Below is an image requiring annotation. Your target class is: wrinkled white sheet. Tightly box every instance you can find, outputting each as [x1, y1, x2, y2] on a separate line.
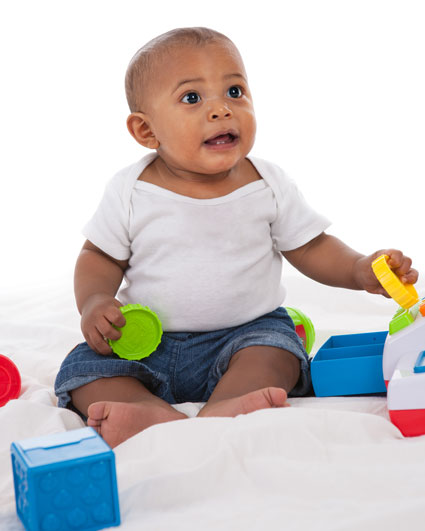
[2, 275, 425, 530]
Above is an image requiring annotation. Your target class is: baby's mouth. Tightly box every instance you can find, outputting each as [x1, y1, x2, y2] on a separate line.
[204, 132, 239, 146]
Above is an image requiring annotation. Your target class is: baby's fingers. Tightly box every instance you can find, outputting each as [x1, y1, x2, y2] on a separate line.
[384, 250, 418, 284]
[88, 328, 113, 355]
[97, 316, 122, 342]
[385, 249, 409, 270]
[105, 305, 126, 329]
[400, 268, 419, 284]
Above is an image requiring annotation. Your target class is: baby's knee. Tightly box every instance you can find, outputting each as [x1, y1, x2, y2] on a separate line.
[231, 345, 301, 373]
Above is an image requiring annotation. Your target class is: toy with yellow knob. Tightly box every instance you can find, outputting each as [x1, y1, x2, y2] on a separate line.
[371, 254, 419, 309]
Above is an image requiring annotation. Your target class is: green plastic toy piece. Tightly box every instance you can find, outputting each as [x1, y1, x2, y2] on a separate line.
[286, 307, 315, 355]
[108, 304, 163, 360]
[389, 304, 419, 335]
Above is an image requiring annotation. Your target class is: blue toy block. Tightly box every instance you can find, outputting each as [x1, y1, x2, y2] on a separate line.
[311, 331, 388, 396]
[10, 427, 120, 531]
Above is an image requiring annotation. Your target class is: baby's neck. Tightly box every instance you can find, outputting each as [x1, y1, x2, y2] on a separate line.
[138, 156, 261, 200]
[156, 156, 234, 184]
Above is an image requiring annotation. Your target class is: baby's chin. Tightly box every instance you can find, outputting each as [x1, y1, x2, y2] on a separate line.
[194, 157, 245, 176]
[158, 147, 249, 177]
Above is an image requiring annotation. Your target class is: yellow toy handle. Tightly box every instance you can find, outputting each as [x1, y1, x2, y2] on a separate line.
[371, 254, 419, 309]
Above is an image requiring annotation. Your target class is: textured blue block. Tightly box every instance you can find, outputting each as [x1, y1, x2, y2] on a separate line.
[311, 331, 388, 396]
[10, 427, 120, 531]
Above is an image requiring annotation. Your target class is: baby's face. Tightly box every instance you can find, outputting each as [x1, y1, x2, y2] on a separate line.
[144, 41, 256, 175]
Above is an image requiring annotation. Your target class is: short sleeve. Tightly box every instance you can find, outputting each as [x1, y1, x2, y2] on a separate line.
[271, 178, 331, 251]
[82, 175, 131, 260]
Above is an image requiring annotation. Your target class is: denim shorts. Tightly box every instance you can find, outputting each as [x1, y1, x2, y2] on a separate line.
[55, 307, 311, 415]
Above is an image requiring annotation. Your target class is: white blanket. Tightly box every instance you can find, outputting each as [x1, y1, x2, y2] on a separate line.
[2, 275, 425, 531]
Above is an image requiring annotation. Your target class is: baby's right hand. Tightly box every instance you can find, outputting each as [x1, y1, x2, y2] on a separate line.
[80, 294, 126, 355]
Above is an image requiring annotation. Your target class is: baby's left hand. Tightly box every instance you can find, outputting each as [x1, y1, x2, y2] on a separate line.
[355, 249, 419, 297]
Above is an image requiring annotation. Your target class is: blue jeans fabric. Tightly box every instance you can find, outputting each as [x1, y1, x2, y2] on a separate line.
[55, 307, 311, 412]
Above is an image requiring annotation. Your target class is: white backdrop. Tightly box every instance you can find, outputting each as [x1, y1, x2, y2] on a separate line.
[1, 0, 424, 291]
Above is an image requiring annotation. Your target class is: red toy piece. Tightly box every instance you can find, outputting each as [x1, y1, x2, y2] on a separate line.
[0, 354, 21, 406]
[295, 324, 307, 349]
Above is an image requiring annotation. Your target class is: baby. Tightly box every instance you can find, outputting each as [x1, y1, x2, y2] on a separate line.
[55, 27, 418, 448]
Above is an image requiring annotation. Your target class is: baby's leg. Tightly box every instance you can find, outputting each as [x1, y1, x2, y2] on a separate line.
[197, 346, 300, 418]
[71, 377, 187, 448]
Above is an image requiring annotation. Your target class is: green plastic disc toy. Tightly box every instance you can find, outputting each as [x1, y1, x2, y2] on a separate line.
[108, 304, 163, 360]
[286, 307, 315, 356]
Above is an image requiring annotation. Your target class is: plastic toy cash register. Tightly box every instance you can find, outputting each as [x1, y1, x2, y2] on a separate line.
[372, 254, 425, 436]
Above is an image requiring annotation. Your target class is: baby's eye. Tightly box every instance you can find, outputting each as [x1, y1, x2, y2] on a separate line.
[227, 86, 243, 98]
[181, 92, 201, 104]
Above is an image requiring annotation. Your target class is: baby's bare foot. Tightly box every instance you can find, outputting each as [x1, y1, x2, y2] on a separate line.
[87, 400, 188, 448]
[197, 387, 290, 418]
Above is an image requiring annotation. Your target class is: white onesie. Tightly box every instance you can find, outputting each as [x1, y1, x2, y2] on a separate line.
[83, 153, 330, 332]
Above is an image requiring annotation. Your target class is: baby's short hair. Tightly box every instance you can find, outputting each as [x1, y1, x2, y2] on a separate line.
[125, 27, 233, 113]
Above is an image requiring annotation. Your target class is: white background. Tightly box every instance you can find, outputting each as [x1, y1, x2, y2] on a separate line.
[1, 0, 424, 291]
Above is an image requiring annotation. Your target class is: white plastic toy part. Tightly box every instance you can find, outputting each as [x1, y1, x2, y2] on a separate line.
[386, 349, 425, 437]
[387, 351, 425, 411]
[383, 301, 425, 436]
[383, 310, 425, 382]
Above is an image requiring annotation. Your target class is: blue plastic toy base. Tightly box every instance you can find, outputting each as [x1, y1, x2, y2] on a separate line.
[311, 331, 388, 397]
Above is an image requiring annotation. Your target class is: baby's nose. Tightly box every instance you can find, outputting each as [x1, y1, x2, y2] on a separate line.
[207, 101, 233, 121]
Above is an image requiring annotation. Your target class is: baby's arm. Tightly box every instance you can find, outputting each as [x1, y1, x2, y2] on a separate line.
[75, 240, 128, 354]
[282, 232, 418, 296]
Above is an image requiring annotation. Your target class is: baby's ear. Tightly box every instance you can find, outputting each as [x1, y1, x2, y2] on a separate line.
[126, 113, 159, 149]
